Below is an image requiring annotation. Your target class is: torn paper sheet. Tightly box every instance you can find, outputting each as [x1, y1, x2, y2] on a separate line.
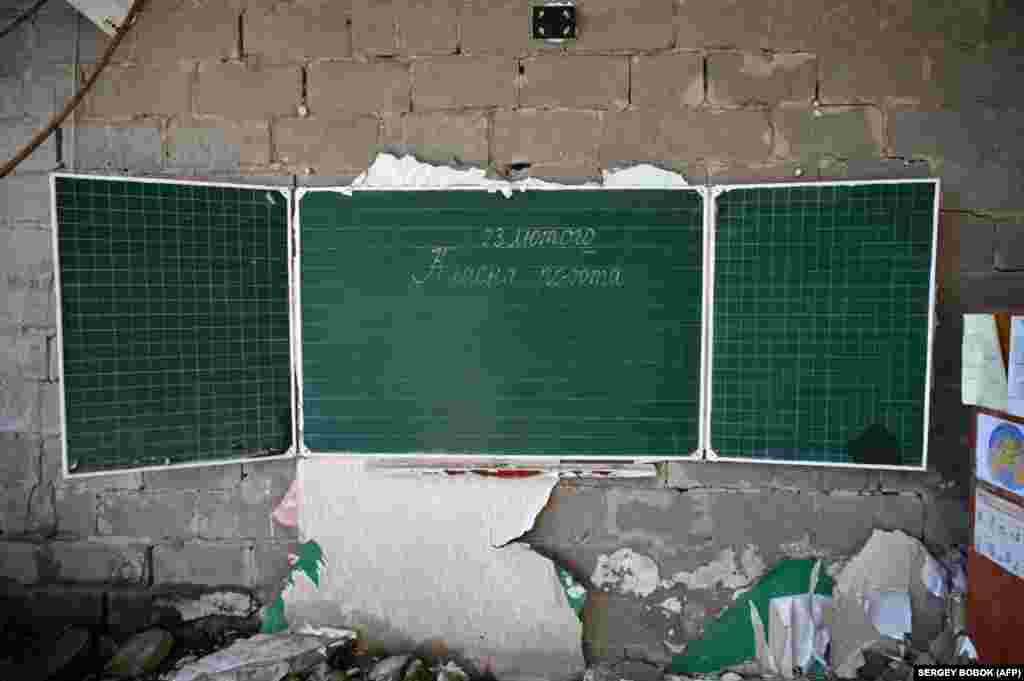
[832, 530, 943, 678]
[333, 154, 691, 199]
[1008, 316, 1024, 417]
[974, 486, 1024, 579]
[962, 314, 1008, 411]
[280, 457, 584, 681]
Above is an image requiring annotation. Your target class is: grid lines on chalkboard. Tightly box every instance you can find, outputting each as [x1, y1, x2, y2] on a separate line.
[55, 177, 292, 473]
[709, 182, 934, 466]
[300, 190, 705, 457]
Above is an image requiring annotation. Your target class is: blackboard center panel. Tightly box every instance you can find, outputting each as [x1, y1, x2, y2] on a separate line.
[300, 189, 705, 457]
[53, 175, 293, 474]
[708, 181, 937, 469]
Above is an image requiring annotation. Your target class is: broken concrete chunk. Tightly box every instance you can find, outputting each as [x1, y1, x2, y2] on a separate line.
[106, 628, 175, 678]
[369, 655, 411, 681]
[154, 589, 258, 622]
[167, 633, 326, 681]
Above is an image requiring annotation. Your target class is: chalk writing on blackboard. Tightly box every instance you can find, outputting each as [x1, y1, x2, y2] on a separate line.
[482, 227, 597, 249]
[410, 244, 623, 290]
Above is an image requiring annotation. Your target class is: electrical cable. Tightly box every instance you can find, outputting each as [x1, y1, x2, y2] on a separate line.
[0, 0, 146, 179]
[0, 0, 51, 41]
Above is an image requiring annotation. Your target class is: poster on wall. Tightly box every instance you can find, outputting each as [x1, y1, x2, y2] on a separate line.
[1007, 316, 1024, 418]
[974, 486, 1024, 580]
[976, 412, 1024, 499]
[962, 314, 1008, 411]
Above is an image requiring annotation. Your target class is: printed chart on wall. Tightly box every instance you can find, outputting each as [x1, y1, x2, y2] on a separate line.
[974, 486, 1024, 580]
[298, 189, 705, 457]
[708, 180, 939, 468]
[976, 412, 1024, 499]
[53, 176, 293, 474]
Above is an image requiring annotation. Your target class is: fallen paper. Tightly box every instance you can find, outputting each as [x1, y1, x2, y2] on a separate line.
[863, 590, 912, 640]
[1008, 316, 1024, 417]
[975, 412, 1024, 497]
[974, 486, 1024, 579]
[962, 314, 1008, 411]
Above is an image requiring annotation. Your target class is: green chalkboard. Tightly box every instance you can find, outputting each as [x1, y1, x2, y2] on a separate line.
[709, 181, 937, 468]
[300, 189, 704, 457]
[54, 176, 292, 473]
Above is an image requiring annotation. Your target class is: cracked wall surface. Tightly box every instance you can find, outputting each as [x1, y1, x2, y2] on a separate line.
[2, 0, 1023, 676]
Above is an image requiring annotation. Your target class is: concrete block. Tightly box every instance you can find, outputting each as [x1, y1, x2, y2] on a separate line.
[119, 0, 239, 63]
[143, 464, 241, 491]
[351, 0, 398, 55]
[96, 490, 198, 541]
[49, 540, 147, 583]
[995, 223, 1024, 271]
[64, 470, 143, 492]
[390, 111, 489, 165]
[773, 104, 884, 162]
[519, 56, 628, 109]
[83, 63, 193, 119]
[308, 61, 411, 115]
[412, 57, 515, 110]
[106, 586, 158, 638]
[493, 109, 601, 168]
[22, 63, 78, 119]
[811, 493, 883, 555]
[675, 0, 821, 50]
[874, 493, 925, 537]
[582, 591, 669, 665]
[959, 219, 996, 272]
[0, 375, 40, 434]
[929, 47, 1024, 110]
[39, 381, 59, 436]
[55, 487, 97, 537]
[274, 115, 379, 174]
[197, 62, 301, 120]
[399, 0, 458, 55]
[0, 75, 25, 117]
[251, 540, 297, 597]
[816, 157, 933, 182]
[71, 123, 162, 173]
[245, 0, 352, 62]
[24, 583, 105, 633]
[0, 118, 57, 172]
[153, 541, 254, 587]
[630, 53, 703, 109]
[0, 432, 43, 485]
[961, 271, 1024, 318]
[668, 460, 822, 491]
[0, 540, 39, 583]
[707, 490, 816, 563]
[600, 108, 772, 166]
[572, 0, 674, 51]
[819, 50, 929, 104]
[165, 119, 271, 173]
[0, 325, 48, 380]
[923, 495, 970, 548]
[193, 488, 273, 540]
[0, 172, 50, 229]
[888, 105, 1024, 208]
[707, 52, 815, 106]
[459, 0, 530, 55]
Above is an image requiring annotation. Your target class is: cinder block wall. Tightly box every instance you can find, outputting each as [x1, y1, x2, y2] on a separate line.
[2, 0, 1023, 663]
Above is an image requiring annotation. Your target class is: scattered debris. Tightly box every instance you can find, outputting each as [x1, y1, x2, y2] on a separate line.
[369, 655, 411, 681]
[106, 628, 176, 678]
[155, 589, 258, 622]
[165, 633, 326, 681]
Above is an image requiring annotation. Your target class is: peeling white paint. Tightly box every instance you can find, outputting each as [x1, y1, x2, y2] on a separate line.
[282, 458, 583, 680]
[780, 533, 820, 559]
[659, 596, 683, 615]
[663, 545, 765, 591]
[591, 548, 661, 597]
[328, 154, 691, 199]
